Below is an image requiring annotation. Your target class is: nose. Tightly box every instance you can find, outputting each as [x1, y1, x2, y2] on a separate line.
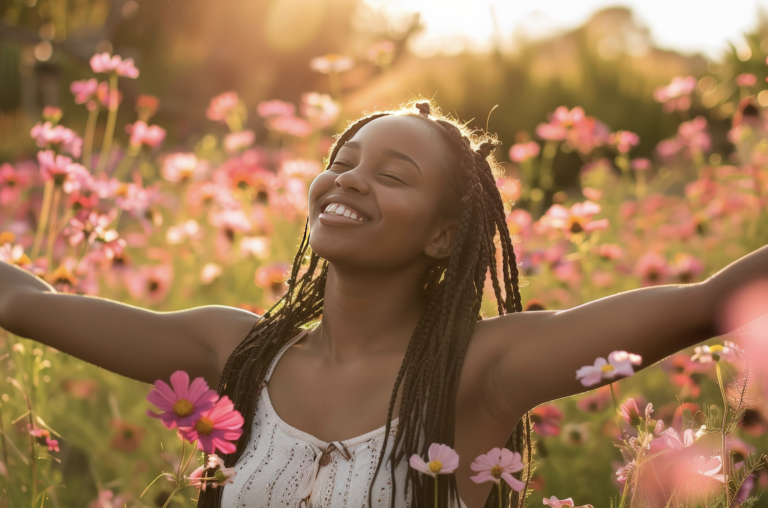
[334, 167, 370, 194]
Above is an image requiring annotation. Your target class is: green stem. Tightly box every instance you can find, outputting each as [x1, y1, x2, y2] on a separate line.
[434, 475, 438, 508]
[45, 186, 62, 272]
[498, 481, 502, 508]
[715, 362, 730, 506]
[610, 384, 624, 443]
[82, 105, 99, 170]
[31, 180, 54, 260]
[538, 141, 558, 192]
[96, 74, 119, 175]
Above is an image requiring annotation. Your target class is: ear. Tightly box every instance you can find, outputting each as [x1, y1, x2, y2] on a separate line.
[424, 221, 458, 260]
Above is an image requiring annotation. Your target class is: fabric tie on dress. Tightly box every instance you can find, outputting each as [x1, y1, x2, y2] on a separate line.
[298, 441, 352, 507]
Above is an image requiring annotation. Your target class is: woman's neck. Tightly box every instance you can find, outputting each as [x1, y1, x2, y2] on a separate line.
[311, 263, 426, 361]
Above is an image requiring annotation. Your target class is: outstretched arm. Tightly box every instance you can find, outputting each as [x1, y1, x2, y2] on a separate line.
[480, 243, 768, 416]
[0, 260, 259, 387]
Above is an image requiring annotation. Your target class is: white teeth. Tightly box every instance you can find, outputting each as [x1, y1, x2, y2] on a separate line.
[358, 217, 364, 222]
[326, 203, 338, 213]
[350, 212, 358, 220]
[343, 210, 352, 217]
[335, 205, 346, 214]
[323, 202, 367, 221]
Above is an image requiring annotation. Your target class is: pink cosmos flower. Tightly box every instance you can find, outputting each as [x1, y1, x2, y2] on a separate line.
[596, 243, 623, 260]
[95, 81, 123, 110]
[70, 78, 98, 104]
[257, 100, 296, 118]
[530, 404, 563, 436]
[670, 253, 705, 283]
[37, 150, 79, 186]
[206, 91, 240, 122]
[608, 130, 639, 153]
[0, 241, 33, 269]
[736, 73, 757, 87]
[537, 201, 608, 237]
[254, 261, 291, 302]
[309, 53, 354, 74]
[146, 371, 218, 430]
[89, 52, 139, 78]
[630, 158, 651, 171]
[162, 153, 208, 183]
[301, 92, 339, 128]
[469, 447, 525, 491]
[126, 120, 166, 149]
[693, 455, 725, 483]
[224, 130, 256, 153]
[536, 106, 585, 141]
[619, 398, 642, 426]
[635, 251, 669, 286]
[576, 351, 642, 387]
[124, 262, 173, 303]
[653, 76, 695, 112]
[576, 385, 612, 413]
[691, 341, 737, 363]
[0, 162, 31, 205]
[509, 141, 540, 163]
[178, 395, 244, 455]
[30, 121, 83, 157]
[659, 427, 696, 450]
[65, 210, 114, 246]
[542, 496, 593, 508]
[266, 116, 313, 137]
[409, 443, 460, 477]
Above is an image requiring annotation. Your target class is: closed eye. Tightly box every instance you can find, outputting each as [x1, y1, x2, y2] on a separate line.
[382, 174, 405, 184]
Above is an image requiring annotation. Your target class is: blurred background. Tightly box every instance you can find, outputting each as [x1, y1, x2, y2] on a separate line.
[2, 1, 768, 507]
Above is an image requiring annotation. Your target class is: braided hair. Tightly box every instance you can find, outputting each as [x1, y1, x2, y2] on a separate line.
[197, 100, 532, 508]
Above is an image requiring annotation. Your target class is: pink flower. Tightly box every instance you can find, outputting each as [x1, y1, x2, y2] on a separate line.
[596, 243, 623, 260]
[496, 178, 521, 204]
[206, 91, 240, 122]
[693, 455, 725, 483]
[178, 395, 244, 455]
[536, 106, 585, 141]
[0, 241, 33, 269]
[126, 121, 166, 149]
[670, 253, 704, 283]
[301, 92, 339, 128]
[37, 150, 79, 186]
[254, 261, 290, 302]
[576, 385, 612, 413]
[30, 122, 83, 157]
[70, 78, 99, 104]
[162, 153, 208, 183]
[658, 427, 696, 449]
[43, 106, 62, 122]
[89, 52, 139, 78]
[630, 158, 651, 171]
[543, 496, 593, 508]
[200, 263, 223, 284]
[537, 201, 608, 237]
[256, 100, 296, 118]
[189, 453, 237, 491]
[309, 53, 354, 74]
[619, 398, 642, 426]
[266, 116, 313, 137]
[576, 351, 642, 387]
[653, 76, 695, 112]
[223, 130, 256, 154]
[96, 81, 122, 109]
[509, 141, 540, 162]
[279, 159, 322, 180]
[409, 443, 460, 477]
[146, 371, 218, 430]
[635, 252, 669, 286]
[136, 94, 160, 120]
[691, 341, 737, 363]
[530, 404, 563, 436]
[27, 424, 59, 452]
[87, 490, 131, 508]
[469, 447, 525, 491]
[736, 73, 757, 87]
[609, 130, 639, 153]
[615, 461, 635, 483]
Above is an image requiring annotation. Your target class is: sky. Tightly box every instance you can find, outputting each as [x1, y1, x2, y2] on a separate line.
[361, 0, 768, 58]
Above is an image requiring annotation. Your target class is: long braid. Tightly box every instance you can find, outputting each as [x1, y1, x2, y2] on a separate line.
[198, 100, 531, 508]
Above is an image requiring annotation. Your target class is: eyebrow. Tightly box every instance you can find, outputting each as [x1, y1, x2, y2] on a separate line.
[341, 141, 422, 175]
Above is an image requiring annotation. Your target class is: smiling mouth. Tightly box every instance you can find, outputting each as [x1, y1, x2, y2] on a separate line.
[323, 203, 368, 222]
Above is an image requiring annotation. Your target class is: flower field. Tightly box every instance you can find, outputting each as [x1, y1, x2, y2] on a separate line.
[1, 39, 768, 508]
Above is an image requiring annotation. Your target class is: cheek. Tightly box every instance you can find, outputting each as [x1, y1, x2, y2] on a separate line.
[308, 173, 334, 212]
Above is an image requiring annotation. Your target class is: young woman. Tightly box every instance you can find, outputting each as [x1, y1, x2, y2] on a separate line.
[0, 102, 766, 508]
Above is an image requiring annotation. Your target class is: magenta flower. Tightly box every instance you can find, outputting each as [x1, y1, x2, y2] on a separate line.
[256, 100, 296, 118]
[70, 79, 99, 104]
[543, 496, 593, 508]
[469, 447, 525, 491]
[206, 91, 240, 122]
[608, 130, 639, 153]
[146, 371, 218, 430]
[575, 351, 642, 387]
[178, 395, 244, 455]
[126, 120, 166, 149]
[530, 404, 563, 436]
[409, 443, 460, 477]
[619, 398, 642, 426]
[509, 141, 540, 162]
[89, 52, 139, 78]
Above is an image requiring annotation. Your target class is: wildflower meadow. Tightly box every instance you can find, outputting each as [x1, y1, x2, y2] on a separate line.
[2, 14, 768, 508]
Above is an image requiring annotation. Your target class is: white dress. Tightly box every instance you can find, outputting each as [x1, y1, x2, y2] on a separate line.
[220, 329, 469, 508]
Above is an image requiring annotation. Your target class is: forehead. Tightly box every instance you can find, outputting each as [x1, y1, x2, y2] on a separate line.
[345, 115, 450, 161]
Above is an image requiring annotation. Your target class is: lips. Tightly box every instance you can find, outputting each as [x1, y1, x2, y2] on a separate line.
[322, 202, 368, 222]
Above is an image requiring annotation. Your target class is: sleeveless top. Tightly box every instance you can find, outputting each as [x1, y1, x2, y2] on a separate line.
[220, 329, 469, 508]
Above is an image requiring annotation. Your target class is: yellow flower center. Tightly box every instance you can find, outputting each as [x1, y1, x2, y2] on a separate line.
[601, 364, 615, 373]
[173, 399, 194, 417]
[490, 465, 503, 479]
[709, 345, 724, 353]
[428, 460, 443, 473]
[195, 417, 214, 435]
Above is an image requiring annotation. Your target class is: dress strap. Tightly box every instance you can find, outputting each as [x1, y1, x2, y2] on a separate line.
[264, 328, 311, 382]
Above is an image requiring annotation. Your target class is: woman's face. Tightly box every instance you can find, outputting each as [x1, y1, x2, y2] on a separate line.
[308, 115, 458, 270]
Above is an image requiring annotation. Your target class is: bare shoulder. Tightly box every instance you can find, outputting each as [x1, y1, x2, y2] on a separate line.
[174, 305, 261, 387]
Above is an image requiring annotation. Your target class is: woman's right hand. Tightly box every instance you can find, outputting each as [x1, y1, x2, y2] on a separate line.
[0, 260, 260, 387]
